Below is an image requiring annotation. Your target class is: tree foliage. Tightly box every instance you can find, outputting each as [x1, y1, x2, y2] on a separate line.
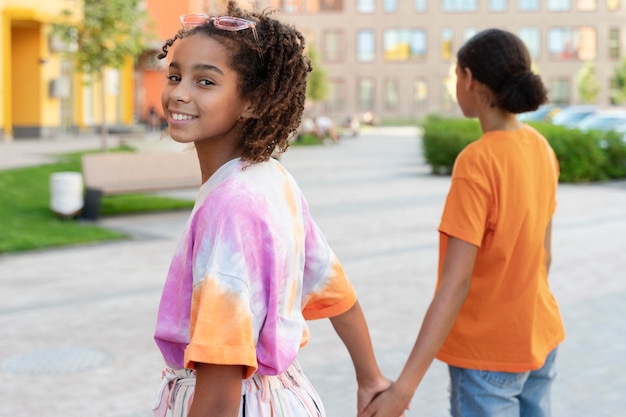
[611, 57, 626, 105]
[576, 60, 601, 104]
[53, 0, 150, 75]
[306, 45, 329, 103]
[53, 0, 151, 151]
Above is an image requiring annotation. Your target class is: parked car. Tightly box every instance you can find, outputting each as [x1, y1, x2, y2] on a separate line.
[518, 103, 560, 122]
[576, 108, 626, 133]
[551, 105, 600, 129]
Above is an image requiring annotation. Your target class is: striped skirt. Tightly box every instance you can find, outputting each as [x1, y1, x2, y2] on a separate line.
[153, 360, 325, 417]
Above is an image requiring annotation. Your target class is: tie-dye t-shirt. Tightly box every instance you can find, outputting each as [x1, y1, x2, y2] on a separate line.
[154, 157, 356, 378]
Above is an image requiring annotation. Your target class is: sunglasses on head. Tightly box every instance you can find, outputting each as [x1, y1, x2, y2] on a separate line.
[180, 14, 256, 32]
[180, 14, 262, 62]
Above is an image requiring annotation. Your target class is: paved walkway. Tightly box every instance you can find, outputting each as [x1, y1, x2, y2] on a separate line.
[1, 128, 625, 417]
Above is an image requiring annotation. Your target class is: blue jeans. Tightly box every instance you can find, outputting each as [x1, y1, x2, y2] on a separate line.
[448, 348, 558, 417]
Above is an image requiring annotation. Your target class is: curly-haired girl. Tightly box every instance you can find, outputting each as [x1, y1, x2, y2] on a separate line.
[151, 2, 390, 416]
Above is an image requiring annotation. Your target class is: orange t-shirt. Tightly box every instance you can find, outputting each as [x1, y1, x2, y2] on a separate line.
[436, 125, 565, 372]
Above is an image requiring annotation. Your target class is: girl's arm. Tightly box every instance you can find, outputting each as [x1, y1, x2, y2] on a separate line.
[359, 236, 477, 417]
[187, 363, 243, 417]
[329, 300, 392, 413]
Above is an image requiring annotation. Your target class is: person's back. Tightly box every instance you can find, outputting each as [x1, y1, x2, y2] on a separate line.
[360, 28, 564, 417]
[437, 125, 563, 371]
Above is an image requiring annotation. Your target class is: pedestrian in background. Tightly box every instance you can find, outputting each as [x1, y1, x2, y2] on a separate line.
[360, 28, 565, 417]
[151, 2, 390, 417]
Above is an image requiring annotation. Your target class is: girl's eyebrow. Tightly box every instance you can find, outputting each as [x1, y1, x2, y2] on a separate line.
[168, 61, 224, 76]
[193, 64, 224, 75]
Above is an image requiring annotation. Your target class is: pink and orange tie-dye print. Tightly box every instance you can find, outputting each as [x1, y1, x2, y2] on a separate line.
[154, 157, 356, 378]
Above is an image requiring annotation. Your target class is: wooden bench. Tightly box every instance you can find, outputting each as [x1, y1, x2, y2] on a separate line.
[81, 151, 201, 220]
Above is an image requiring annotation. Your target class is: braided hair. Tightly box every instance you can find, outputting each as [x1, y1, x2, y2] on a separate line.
[158, 1, 312, 163]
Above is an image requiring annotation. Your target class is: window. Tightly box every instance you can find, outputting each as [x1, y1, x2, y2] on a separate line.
[270, 1, 345, 13]
[548, 27, 596, 61]
[442, 28, 454, 61]
[357, 29, 376, 62]
[357, 0, 375, 13]
[490, 0, 508, 11]
[607, 0, 621, 10]
[325, 79, 345, 112]
[415, 0, 427, 11]
[323, 31, 343, 62]
[609, 27, 620, 59]
[384, 0, 398, 12]
[384, 79, 399, 110]
[577, 0, 597, 10]
[518, 0, 539, 10]
[271, 0, 302, 13]
[547, 27, 596, 60]
[413, 79, 428, 111]
[442, 77, 455, 111]
[383, 29, 427, 61]
[549, 79, 570, 104]
[358, 78, 375, 110]
[442, 0, 478, 11]
[548, 0, 570, 10]
[464, 28, 477, 41]
[519, 27, 541, 59]
[320, 0, 344, 11]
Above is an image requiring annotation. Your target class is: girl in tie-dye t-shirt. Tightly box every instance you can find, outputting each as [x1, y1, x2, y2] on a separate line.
[152, 2, 389, 416]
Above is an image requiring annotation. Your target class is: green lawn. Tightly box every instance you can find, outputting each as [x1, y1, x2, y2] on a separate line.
[0, 136, 327, 254]
[0, 149, 195, 254]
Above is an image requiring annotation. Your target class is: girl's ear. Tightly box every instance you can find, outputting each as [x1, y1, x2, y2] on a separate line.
[462, 67, 475, 91]
[239, 107, 256, 120]
[241, 99, 259, 119]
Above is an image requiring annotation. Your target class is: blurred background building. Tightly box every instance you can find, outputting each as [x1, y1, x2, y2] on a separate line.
[261, 0, 626, 122]
[1, 0, 136, 140]
[1, 0, 625, 139]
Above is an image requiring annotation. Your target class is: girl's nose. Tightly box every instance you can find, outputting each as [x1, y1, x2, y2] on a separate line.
[170, 82, 191, 102]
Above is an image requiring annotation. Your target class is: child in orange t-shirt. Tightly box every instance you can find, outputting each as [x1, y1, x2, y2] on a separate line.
[360, 29, 564, 417]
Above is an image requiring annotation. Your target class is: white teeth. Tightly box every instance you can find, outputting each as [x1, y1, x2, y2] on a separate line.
[172, 113, 195, 121]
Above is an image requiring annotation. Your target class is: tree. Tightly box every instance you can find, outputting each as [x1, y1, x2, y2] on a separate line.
[576, 60, 601, 104]
[610, 57, 626, 105]
[306, 45, 329, 111]
[53, 0, 150, 151]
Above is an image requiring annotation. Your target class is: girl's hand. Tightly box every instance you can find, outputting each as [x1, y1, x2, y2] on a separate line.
[358, 381, 412, 417]
[357, 376, 392, 414]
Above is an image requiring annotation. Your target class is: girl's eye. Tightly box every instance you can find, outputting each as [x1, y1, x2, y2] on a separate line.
[167, 74, 181, 82]
[198, 79, 215, 87]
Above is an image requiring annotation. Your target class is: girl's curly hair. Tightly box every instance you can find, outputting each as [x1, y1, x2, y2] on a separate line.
[158, 1, 312, 164]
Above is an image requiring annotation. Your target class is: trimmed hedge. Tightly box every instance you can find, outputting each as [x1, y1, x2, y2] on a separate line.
[419, 115, 626, 183]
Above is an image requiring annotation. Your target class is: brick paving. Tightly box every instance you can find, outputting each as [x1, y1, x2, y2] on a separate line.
[1, 127, 625, 416]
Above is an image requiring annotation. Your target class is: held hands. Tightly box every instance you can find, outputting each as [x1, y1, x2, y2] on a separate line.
[357, 375, 393, 414]
[358, 380, 412, 417]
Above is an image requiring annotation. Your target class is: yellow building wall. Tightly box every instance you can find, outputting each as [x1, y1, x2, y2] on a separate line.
[11, 26, 39, 125]
[1, 0, 136, 139]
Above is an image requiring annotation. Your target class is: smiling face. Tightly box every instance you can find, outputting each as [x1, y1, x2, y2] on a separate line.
[161, 34, 252, 147]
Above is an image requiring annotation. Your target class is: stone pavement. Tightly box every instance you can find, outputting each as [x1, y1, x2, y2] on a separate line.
[1, 127, 625, 417]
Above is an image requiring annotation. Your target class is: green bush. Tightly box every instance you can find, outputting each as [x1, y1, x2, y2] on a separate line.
[599, 131, 626, 179]
[420, 115, 481, 174]
[529, 122, 607, 182]
[420, 115, 626, 183]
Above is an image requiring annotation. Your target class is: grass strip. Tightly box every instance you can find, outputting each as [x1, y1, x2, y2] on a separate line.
[0, 149, 194, 253]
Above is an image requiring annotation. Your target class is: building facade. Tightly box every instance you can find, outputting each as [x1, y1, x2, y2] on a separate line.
[10, 0, 621, 140]
[253, 0, 626, 123]
[1, 0, 136, 140]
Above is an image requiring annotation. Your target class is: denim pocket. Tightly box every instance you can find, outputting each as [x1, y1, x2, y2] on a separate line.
[479, 369, 529, 389]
